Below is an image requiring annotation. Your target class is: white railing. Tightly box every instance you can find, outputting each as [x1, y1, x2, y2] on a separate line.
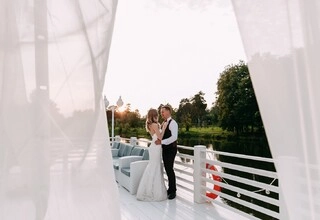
[113, 137, 280, 220]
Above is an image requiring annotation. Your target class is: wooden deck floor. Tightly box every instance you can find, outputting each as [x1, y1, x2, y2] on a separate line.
[118, 184, 250, 220]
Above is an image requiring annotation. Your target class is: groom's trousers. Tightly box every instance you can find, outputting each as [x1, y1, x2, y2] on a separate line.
[162, 143, 177, 194]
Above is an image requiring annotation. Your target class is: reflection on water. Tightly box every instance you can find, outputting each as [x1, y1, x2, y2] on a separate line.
[176, 136, 270, 157]
[138, 136, 270, 158]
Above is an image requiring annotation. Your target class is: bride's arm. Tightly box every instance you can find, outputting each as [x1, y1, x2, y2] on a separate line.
[150, 123, 162, 140]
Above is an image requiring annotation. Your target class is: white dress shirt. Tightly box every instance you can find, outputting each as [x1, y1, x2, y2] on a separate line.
[162, 117, 178, 145]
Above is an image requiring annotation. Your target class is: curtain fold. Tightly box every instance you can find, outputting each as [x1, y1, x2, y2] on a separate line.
[231, 1, 320, 219]
[0, 0, 120, 219]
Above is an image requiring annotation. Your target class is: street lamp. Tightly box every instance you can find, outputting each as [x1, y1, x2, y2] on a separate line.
[104, 95, 124, 145]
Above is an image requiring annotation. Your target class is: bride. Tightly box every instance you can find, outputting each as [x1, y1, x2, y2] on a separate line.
[136, 108, 167, 201]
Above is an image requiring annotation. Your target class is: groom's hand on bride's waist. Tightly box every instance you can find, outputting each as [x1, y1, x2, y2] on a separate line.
[155, 139, 161, 145]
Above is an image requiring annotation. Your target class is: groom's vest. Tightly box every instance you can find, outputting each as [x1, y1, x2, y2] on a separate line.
[162, 119, 177, 148]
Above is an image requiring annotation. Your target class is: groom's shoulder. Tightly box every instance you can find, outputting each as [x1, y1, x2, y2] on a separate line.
[171, 118, 178, 125]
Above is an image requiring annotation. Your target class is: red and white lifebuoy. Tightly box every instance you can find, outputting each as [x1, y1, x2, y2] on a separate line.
[206, 163, 222, 199]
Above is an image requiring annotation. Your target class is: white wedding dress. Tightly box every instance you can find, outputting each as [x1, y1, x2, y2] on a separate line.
[136, 133, 167, 201]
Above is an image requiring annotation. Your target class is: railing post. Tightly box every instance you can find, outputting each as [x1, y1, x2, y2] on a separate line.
[130, 137, 137, 146]
[115, 135, 121, 142]
[193, 145, 206, 203]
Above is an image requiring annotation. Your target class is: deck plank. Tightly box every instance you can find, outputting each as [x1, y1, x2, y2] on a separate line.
[118, 184, 250, 220]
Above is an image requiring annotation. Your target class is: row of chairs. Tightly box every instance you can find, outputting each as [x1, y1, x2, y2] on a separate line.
[111, 141, 149, 194]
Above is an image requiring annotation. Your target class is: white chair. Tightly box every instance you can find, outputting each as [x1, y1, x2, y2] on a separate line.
[112, 143, 134, 181]
[118, 149, 149, 194]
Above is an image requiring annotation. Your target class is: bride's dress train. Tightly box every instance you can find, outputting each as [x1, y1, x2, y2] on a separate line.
[136, 134, 167, 201]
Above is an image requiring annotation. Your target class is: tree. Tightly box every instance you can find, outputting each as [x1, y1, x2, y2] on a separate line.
[176, 92, 208, 129]
[215, 61, 263, 134]
[190, 91, 207, 127]
[119, 104, 141, 128]
[207, 105, 219, 126]
[176, 98, 193, 131]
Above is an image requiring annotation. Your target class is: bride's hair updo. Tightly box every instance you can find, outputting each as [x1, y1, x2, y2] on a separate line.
[146, 108, 159, 132]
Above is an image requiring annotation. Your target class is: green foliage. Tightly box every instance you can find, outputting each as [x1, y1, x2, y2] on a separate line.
[176, 91, 207, 129]
[121, 105, 141, 128]
[176, 98, 193, 131]
[181, 113, 192, 131]
[107, 103, 144, 137]
[207, 106, 219, 126]
[190, 91, 207, 126]
[215, 61, 263, 134]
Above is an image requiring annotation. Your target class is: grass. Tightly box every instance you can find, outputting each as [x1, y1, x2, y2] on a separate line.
[114, 126, 230, 139]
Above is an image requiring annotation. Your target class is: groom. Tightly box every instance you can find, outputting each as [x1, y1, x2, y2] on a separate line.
[155, 105, 178, 200]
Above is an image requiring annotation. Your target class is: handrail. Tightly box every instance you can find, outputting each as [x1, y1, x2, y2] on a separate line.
[205, 159, 278, 178]
[205, 149, 275, 163]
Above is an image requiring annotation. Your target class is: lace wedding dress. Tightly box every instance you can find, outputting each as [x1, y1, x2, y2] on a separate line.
[136, 133, 167, 201]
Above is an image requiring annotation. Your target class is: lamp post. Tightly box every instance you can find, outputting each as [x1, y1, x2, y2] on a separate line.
[104, 95, 124, 145]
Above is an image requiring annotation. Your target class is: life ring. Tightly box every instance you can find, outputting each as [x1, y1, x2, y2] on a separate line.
[206, 163, 222, 199]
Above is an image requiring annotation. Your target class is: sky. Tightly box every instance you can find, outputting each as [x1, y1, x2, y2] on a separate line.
[103, 0, 246, 116]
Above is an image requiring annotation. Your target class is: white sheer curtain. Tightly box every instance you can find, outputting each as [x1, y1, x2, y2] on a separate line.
[231, 1, 320, 219]
[0, 0, 120, 219]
